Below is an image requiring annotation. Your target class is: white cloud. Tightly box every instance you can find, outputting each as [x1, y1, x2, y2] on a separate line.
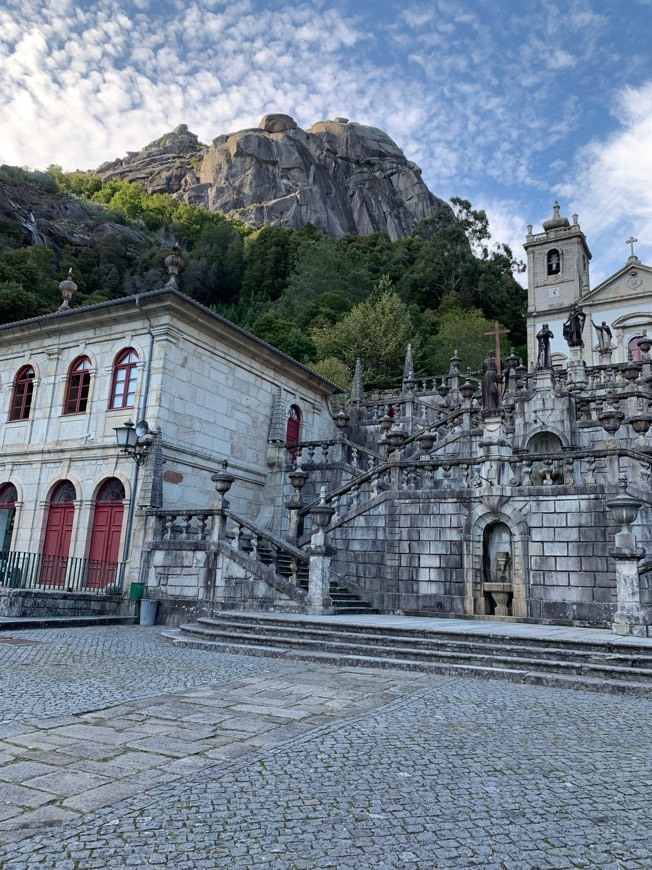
[559, 80, 652, 283]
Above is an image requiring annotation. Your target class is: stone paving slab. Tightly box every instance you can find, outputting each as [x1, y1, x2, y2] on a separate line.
[0, 625, 648, 867]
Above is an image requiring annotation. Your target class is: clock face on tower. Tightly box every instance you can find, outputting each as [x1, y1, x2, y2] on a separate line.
[548, 287, 560, 298]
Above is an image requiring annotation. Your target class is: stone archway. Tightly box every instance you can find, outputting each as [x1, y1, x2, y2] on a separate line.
[463, 504, 529, 619]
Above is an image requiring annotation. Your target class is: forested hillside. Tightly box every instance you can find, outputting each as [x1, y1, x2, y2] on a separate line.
[0, 165, 526, 388]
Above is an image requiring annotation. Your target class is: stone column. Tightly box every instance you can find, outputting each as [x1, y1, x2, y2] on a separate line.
[610, 546, 651, 637]
[306, 487, 335, 614]
[567, 345, 588, 386]
[607, 478, 651, 636]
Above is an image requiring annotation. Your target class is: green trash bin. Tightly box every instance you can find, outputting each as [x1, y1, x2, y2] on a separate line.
[129, 582, 145, 619]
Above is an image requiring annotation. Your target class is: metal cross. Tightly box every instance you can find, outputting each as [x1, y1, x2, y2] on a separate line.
[626, 236, 638, 258]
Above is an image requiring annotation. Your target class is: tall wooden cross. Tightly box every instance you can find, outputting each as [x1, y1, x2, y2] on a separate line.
[483, 320, 510, 374]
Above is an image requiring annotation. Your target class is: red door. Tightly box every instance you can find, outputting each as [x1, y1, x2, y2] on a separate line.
[42, 482, 76, 587]
[87, 479, 125, 588]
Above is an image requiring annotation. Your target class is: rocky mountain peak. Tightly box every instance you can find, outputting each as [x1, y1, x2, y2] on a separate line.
[95, 115, 447, 240]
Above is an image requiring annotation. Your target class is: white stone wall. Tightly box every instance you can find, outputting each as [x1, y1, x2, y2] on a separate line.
[0, 292, 338, 588]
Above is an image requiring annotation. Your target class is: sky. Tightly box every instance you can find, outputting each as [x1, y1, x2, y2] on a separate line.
[1, 0, 651, 286]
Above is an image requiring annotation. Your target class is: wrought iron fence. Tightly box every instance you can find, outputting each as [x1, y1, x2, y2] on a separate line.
[0, 551, 121, 594]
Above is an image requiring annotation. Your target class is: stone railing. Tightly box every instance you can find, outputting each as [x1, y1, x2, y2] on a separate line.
[144, 508, 309, 584]
[222, 509, 309, 585]
[285, 438, 383, 473]
[296, 446, 652, 534]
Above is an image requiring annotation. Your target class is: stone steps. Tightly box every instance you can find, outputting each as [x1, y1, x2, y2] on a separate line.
[163, 613, 652, 697]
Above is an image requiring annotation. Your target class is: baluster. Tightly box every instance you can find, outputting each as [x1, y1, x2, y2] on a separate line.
[370, 474, 379, 499]
[349, 485, 360, 509]
[307, 445, 316, 464]
[461, 463, 470, 488]
[442, 465, 452, 488]
[563, 457, 574, 486]
[641, 462, 651, 488]
[585, 455, 596, 485]
[196, 515, 207, 540]
[368, 454, 377, 471]
[351, 447, 359, 469]
[406, 468, 416, 491]
[180, 515, 191, 539]
[522, 460, 533, 487]
[424, 466, 435, 489]
[231, 521, 242, 550]
[250, 532, 259, 560]
[332, 495, 340, 520]
[321, 443, 330, 462]
[268, 544, 278, 573]
[289, 559, 299, 584]
[164, 514, 175, 540]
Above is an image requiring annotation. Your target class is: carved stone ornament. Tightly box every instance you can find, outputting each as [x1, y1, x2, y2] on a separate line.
[627, 269, 642, 291]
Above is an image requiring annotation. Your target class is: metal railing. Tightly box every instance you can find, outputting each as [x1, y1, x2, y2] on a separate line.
[0, 551, 121, 593]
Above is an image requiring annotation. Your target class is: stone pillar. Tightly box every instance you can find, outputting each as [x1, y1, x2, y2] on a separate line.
[610, 546, 651, 637]
[567, 345, 588, 386]
[306, 487, 335, 614]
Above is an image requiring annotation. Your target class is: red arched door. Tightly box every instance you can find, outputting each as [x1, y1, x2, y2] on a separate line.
[286, 405, 301, 462]
[42, 481, 76, 586]
[87, 479, 125, 588]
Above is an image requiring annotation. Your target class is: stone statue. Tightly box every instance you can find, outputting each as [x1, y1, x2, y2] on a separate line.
[592, 319, 612, 352]
[481, 352, 502, 411]
[536, 324, 553, 370]
[562, 304, 586, 348]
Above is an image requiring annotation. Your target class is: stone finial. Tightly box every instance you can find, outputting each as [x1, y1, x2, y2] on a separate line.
[403, 343, 414, 381]
[449, 350, 461, 376]
[350, 358, 364, 404]
[164, 245, 184, 289]
[58, 268, 77, 311]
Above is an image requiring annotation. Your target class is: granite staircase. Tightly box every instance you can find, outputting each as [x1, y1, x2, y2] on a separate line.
[164, 612, 652, 697]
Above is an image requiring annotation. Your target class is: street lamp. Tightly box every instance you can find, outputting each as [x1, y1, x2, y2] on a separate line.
[114, 419, 150, 465]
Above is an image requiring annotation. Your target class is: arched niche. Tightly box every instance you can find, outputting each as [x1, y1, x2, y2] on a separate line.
[482, 522, 513, 616]
[527, 431, 564, 485]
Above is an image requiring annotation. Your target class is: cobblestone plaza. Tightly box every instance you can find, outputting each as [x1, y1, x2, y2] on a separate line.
[0, 626, 649, 868]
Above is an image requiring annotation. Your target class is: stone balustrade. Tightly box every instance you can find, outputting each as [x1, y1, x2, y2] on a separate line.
[285, 438, 383, 473]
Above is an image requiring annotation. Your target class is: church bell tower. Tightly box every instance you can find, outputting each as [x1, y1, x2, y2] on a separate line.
[524, 202, 592, 360]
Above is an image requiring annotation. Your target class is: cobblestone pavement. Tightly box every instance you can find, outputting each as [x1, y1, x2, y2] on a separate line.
[0, 626, 649, 868]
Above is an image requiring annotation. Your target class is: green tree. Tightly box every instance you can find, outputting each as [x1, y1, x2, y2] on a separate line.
[423, 294, 510, 375]
[312, 290, 416, 389]
[276, 236, 373, 326]
[251, 313, 316, 361]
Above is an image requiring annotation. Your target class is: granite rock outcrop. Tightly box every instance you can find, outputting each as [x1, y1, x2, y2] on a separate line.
[96, 117, 446, 240]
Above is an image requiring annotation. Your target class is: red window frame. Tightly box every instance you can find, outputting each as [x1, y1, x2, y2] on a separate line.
[109, 348, 139, 410]
[64, 356, 92, 415]
[9, 366, 35, 421]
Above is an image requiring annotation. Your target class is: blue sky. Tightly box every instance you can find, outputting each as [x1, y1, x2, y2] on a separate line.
[1, 0, 651, 285]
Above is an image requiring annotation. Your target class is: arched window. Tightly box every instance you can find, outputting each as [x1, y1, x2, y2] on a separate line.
[64, 356, 92, 415]
[9, 366, 35, 421]
[628, 336, 644, 362]
[547, 249, 561, 276]
[110, 348, 139, 409]
[0, 483, 17, 552]
[286, 405, 301, 444]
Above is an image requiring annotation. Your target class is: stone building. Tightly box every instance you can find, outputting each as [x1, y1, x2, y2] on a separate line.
[525, 203, 652, 367]
[1, 208, 651, 636]
[0, 273, 339, 618]
[142, 208, 652, 636]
